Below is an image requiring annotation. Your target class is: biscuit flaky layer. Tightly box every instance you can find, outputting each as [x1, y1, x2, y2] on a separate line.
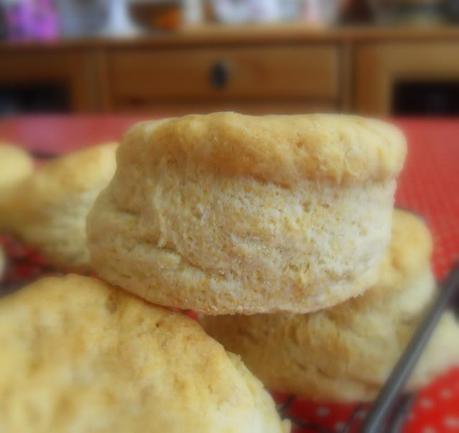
[89, 113, 402, 314]
[124, 112, 406, 186]
[0, 275, 288, 433]
[0, 143, 118, 270]
[201, 210, 459, 402]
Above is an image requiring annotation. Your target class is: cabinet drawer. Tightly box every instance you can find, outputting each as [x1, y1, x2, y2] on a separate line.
[108, 45, 339, 105]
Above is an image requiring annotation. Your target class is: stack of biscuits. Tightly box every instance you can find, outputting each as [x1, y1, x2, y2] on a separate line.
[1, 113, 458, 433]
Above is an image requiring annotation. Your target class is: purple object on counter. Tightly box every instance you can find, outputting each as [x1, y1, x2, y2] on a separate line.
[4, 0, 58, 41]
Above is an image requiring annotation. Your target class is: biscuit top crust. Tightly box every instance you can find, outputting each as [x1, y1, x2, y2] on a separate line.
[33, 142, 118, 195]
[3, 142, 117, 212]
[0, 274, 288, 433]
[121, 112, 407, 186]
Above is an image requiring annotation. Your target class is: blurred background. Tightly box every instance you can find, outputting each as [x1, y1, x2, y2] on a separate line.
[1, 0, 459, 117]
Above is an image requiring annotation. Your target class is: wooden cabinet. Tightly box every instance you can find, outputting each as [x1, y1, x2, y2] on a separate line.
[0, 49, 101, 112]
[107, 45, 340, 113]
[354, 41, 459, 115]
[2, 26, 459, 116]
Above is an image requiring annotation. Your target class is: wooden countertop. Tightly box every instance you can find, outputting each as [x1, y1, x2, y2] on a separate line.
[2, 24, 459, 50]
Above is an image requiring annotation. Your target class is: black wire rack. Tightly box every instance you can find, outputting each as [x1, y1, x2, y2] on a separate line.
[276, 265, 459, 433]
[275, 393, 417, 433]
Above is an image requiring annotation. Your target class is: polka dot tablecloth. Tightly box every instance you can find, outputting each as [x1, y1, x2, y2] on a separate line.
[1, 116, 459, 433]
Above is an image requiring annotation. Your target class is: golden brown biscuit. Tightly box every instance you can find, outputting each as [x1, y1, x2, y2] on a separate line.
[0, 143, 117, 271]
[0, 246, 5, 281]
[202, 210, 459, 402]
[0, 143, 33, 209]
[0, 143, 33, 190]
[88, 113, 406, 314]
[0, 274, 289, 433]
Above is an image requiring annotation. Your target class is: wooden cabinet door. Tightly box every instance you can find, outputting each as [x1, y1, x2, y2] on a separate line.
[0, 49, 101, 112]
[355, 42, 459, 115]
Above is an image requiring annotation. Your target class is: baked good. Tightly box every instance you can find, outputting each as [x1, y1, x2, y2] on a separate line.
[88, 112, 406, 314]
[0, 143, 33, 210]
[0, 274, 289, 433]
[0, 143, 33, 191]
[0, 143, 117, 271]
[201, 210, 459, 402]
[0, 246, 5, 281]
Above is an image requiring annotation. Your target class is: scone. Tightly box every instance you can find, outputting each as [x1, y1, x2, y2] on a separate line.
[202, 210, 459, 402]
[88, 112, 406, 314]
[0, 246, 5, 281]
[0, 143, 117, 271]
[0, 143, 33, 206]
[0, 274, 289, 433]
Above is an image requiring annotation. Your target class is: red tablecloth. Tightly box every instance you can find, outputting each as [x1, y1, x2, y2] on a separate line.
[1, 115, 458, 433]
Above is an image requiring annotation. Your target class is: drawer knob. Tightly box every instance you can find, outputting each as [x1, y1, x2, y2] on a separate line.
[210, 61, 230, 89]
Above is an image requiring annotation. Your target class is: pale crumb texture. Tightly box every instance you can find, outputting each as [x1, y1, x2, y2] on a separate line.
[202, 210, 459, 402]
[0, 275, 289, 433]
[0, 143, 118, 271]
[89, 161, 395, 314]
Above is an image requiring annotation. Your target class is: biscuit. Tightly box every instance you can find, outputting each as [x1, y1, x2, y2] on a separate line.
[0, 143, 117, 271]
[201, 210, 459, 402]
[0, 143, 33, 190]
[0, 246, 5, 281]
[0, 143, 33, 213]
[88, 113, 406, 314]
[0, 274, 289, 433]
